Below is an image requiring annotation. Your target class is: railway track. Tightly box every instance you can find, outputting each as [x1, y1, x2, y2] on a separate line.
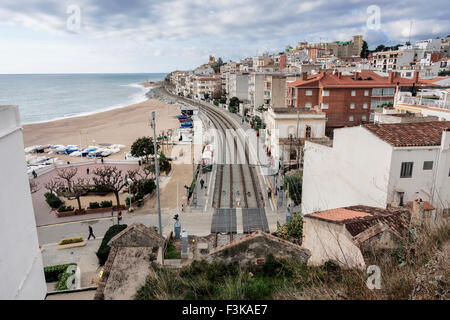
[160, 86, 269, 243]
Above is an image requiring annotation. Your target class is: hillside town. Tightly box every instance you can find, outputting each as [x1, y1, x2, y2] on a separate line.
[2, 21, 450, 305]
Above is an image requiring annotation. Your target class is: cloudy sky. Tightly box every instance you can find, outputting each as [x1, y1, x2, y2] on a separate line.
[0, 0, 448, 73]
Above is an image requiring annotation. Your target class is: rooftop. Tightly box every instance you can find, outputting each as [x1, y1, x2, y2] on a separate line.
[363, 121, 450, 147]
[306, 205, 410, 237]
[288, 71, 427, 88]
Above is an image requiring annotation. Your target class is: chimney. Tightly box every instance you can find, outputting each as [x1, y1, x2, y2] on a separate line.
[388, 71, 395, 84]
[413, 71, 419, 84]
[337, 72, 342, 79]
[353, 71, 360, 80]
[302, 72, 308, 81]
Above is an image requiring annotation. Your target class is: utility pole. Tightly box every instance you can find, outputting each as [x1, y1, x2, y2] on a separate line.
[151, 112, 163, 238]
[295, 110, 300, 169]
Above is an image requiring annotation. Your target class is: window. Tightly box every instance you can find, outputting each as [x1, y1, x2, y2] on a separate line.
[305, 126, 312, 138]
[400, 162, 414, 178]
[363, 103, 368, 109]
[350, 103, 355, 109]
[362, 115, 367, 121]
[322, 90, 330, 97]
[370, 113, 375, 121]
[321, 103, 329, 109]
[306, 90, 312, 96]
[305, 102, 312, 109]
[423, 161, 433, 170]
[349, 115, 354, 121]
[351, 90, 356, 96]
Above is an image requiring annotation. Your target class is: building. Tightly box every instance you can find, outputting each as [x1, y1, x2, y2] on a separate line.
[302, 121, 450, 216]
[287, 71, 425, 134]
[303, 205, 410, 269]
[94, 223, 165, 300]
[193, 77, 221, 100]
[0, 105, 47, 299]
[228, 73, 249, 101]
[264, 107, 328, 167]
[394, 89, 450, 120]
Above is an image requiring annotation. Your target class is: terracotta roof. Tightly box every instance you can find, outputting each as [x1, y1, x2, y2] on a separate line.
[209, 230, 305, 255]
[108, 222, 165, 247]
[363, 121, 450, 147]
[197, 77, 221, 81]
[288, 71, 426, 88]
[306, 205, 410, 237]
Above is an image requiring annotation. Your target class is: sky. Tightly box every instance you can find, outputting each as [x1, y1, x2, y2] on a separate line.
[0, 0, 448, 74]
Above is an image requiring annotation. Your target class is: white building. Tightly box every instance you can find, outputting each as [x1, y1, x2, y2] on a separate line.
[302, 121, 450, 215]
[394, 90, 450, 121]
[228, 73, 249, 101]
[0, 105, 47, 299]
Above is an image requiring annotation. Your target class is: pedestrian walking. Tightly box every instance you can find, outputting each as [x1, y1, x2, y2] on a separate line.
[117, 210, 122, 225]
[101, 158, 104, 164]
[32, 170, 37, 179]
[87, 226, 96, 240]
[268, 187, 272, 199]
[200, 178, 205, 189]
[86, 168, 90, 175]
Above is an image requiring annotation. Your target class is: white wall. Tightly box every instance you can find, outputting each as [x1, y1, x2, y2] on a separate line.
[0, 105, 47, 300]
[302, 126, 393, 214]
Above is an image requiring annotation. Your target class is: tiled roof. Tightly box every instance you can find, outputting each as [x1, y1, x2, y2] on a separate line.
[108, 222, 165, 247]
[405, 201, 436, 211]
[197, 77, 221, 81]
[306, 205, 410, 237]
[363, 121, 450, 147]
[288, 71, 426, 88]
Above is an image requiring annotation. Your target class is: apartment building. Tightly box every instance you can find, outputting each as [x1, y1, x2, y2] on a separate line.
[287, 71, 424, 134]
[301, 121, 450, 216]
[193, 77, 221, 99]
[0, 105, 47, 299]
[228, 73, 249, 101]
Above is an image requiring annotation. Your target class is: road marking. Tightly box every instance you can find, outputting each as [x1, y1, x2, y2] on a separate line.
[42, 237, 104, 247]
[37, 216, 115, 229]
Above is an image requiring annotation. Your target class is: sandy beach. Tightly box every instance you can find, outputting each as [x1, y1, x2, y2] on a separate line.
[24, 92, 194, 212]
[22, 97, 178, 160]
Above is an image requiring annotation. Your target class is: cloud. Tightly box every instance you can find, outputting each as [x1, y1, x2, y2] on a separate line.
[0, 0, 449, 72]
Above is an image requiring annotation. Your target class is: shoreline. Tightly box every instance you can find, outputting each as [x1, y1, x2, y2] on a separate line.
[21, 82, 157, 126]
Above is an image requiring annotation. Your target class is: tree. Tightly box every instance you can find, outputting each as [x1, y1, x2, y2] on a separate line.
[438, 70, 450, 76]
[56, 168, 78, 193]
[58, 177, 90, 211]
[276, 213, 304, 244]
[360, 40, 369, 59]
[212, 86, 222, 99]
[92, 166, 127, 207]
[229, 96, 240, 113]
[131, 137, 157, 163]
[284, 172, 302, 205]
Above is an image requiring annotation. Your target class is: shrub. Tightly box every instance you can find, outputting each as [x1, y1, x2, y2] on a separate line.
[89, 202, 100, 209]
[139, 179, 156, 195]
[275, 213, 304, 244]
[45, 192, 63, 209]
[100, 200, 113, 208]
[44, 263, 76, 282]
[242, 278, 273, 300]
[284, 172, 302, 205]
[58, 237, 84, 245]
[55, 266, 77, 291]
[96, 224, 128, 265]
[57, 205, 74, 212]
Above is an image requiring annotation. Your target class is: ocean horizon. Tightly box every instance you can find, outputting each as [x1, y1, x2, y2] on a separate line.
[0, 73, 167, 124]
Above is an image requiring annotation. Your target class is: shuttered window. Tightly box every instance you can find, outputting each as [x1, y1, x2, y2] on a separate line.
[400, 162, 413, 178]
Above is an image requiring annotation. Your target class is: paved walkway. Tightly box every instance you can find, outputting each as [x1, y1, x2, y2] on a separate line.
[31, 162, 139, 226]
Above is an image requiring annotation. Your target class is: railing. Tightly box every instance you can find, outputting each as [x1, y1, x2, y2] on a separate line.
[398, 95, 450, 110]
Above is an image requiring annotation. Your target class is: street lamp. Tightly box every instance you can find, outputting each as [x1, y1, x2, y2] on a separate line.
[127, 177, 134, 212]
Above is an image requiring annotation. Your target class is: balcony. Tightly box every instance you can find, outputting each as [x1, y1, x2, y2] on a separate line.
[397, 95, 450, 110]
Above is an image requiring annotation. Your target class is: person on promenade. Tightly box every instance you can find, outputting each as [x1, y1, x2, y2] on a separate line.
[200, 178, 205, 189]
[117, 211, 122, 225]
[87, 226, 96, 240]
[32, 170, 37, 179]
[86, 168, 90, 175]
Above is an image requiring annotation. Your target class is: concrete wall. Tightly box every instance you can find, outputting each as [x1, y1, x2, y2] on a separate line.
[303, 217, 366, 269]
[302, 126, 392, 214]
[0, 105, 47, 300]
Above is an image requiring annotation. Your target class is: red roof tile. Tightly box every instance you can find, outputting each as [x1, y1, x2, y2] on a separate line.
[363, 121, 450, 147]
[288, 71, 427, 88]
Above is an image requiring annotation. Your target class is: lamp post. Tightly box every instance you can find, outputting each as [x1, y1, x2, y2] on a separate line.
[151, 111, 163, 237]
[127, 177, 134, 212]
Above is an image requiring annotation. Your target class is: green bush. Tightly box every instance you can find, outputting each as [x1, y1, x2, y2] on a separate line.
[284, 173, 302, 205]
[100, 200, 113, 208]
[44, 263, 76, 282]
[96, 224, 128, 265]
[57, 205, 74, 212]
[55, 266, 77, 291]
[45, 192, 63, 209]
[242, 278, 273, 300]
[89, 202, 100, 209]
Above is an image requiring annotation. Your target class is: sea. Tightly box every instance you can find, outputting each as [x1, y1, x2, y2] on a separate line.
[0, 73, 166, 124]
